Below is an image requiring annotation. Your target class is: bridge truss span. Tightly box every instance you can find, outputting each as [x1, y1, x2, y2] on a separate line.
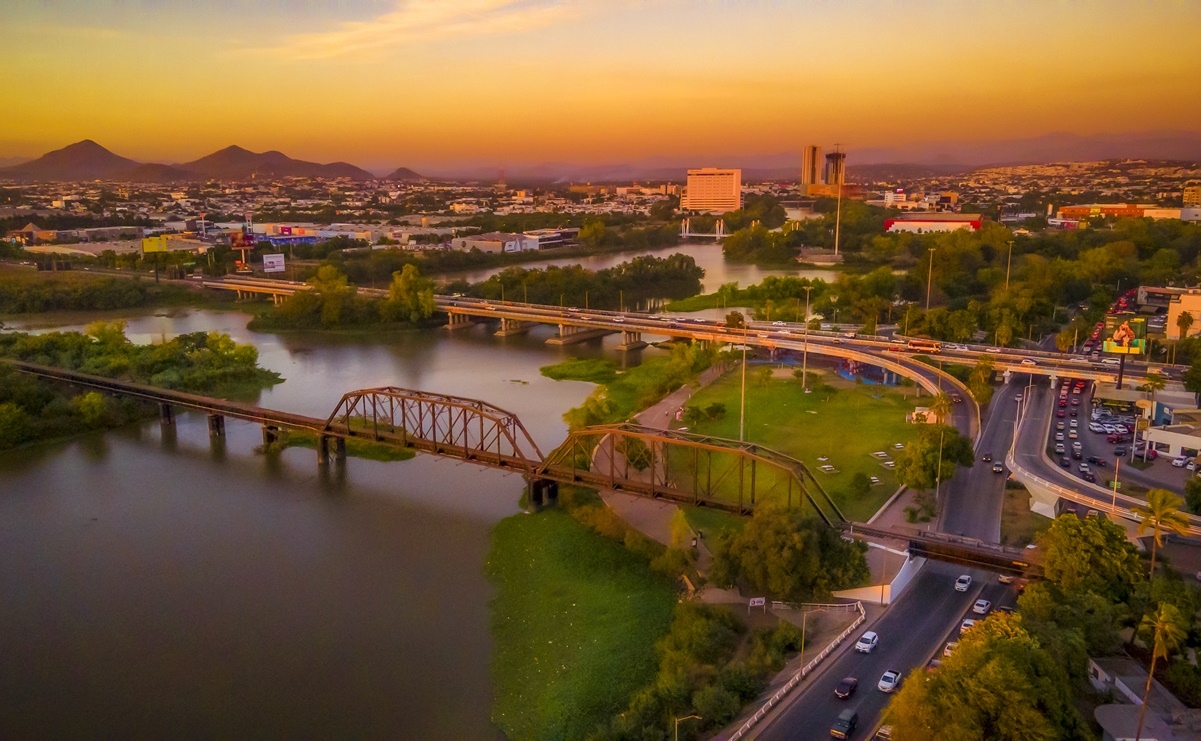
[540, 423, 846, 524]
[323, 387, 544, 473]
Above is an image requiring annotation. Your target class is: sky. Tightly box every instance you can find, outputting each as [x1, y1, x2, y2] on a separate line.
[3, 0, 1200, 172]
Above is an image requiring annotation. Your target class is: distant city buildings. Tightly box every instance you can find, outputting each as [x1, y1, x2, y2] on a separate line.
[454, 231, 538, 253]
[1184, 185, 1201, 206]
[824, 151, 847, 186]
[800, 145, 822, 185]
[680, 168, 742, 213]
[883, 213, 982, 234]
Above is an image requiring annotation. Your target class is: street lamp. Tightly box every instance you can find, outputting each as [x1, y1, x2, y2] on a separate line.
[802, 286, 813, 389]
[739, 318, 748, 441]
[674, 715, 702, 741]
[1005, 239, 1014, 291]
[925, 247, 936, 311]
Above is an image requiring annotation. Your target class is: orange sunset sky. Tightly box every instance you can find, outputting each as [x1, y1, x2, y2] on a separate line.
[3, 0, 1200, 171]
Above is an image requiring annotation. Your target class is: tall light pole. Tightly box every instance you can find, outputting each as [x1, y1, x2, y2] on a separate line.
[674, 715, 702, 741]
[739, 318, 748, 441]
[802, 285, 813, 389]
[1005, 239, 1014, 291]
[833, 177, 843, 256]
[925, 247, 936, 311]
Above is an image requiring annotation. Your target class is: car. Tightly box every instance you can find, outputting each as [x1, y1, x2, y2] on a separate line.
[1079, 463, 1091, 473]
[998, 574, 1015, 584]
[1058, 399, 1068, 407]
[877, 669, 902, 693]
[1084, 472, 1097, 482]
[925, 658, 944, 672]
[1070, 419, 1079, 428]
[951, 393, 963, 403]
[830, 708, 858, 739]
[996, 605, 1016, 614]
[944, 641, 958, 656]
[874, 726, 894, 741]
[771, 321, 786, 326]
[1070, 409, 1079, 417]
[1069, 430, 1078, 439]
[1089, 423, 1105, 433]
[1103, 424, 1118, 434]
[1114, 446, 1127, 456]
[1055, 443, 1066, 454]
[1059, 456, 1071, 467]
[1113, 424, 1129, 434]
[1057, 410, 1066, 418]
[973, 599, 992, 614]
[1086, 509, 1101, 519]
[834, 676, 859, 699]
[960, 619, 976, 635]
[1055, 432, 1065, 441]
[1100, 358, 1121, 366]
[854, 631, 879, 653]
[1071, 398, 1080, 406]
[1173, 456, 1190, 468]
[1107, 434, 1126, 443]
[1056, 421, 1065, 431]
[1021, 358, 1037, 366]
[992, 462, 1004, 473]
[1086, 456, 1108, 467]
[981, 453, 992, 462]
[613, 316, 625, 323]
[955, 574, 972, 591]
[1072, 449, 1083, 460]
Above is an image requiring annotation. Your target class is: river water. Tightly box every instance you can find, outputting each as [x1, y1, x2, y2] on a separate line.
[0, 309, 670, 738]
[436, 241, 840, 292]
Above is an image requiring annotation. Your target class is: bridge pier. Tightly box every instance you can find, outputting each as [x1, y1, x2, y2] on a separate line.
[615, 330, 647, 352]
[159, 403, 174, 426]
[333, 437, 346, 462]
[545, 323, 614, 346]
[262, 424, 281, 447]
[317, 434, 331, 465]
[445, 312, 478, 331]
[207, 413, 225, 437]
[528, 477, 559, 508]
[495, 317, 533, 337]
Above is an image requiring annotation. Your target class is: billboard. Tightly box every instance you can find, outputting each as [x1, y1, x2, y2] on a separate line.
[263, 253, 285, 273]
[1102, 314, 1147, 355]
[141, 235, 168, 254]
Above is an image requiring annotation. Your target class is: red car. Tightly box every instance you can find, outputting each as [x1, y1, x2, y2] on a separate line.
[1107, 434, 1128, 443]
[1059, 400, 1068, 407]
[1057, 410, 1066, 418]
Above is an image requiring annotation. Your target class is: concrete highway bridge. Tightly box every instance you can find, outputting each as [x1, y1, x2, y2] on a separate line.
[4, 358, 1040, 577]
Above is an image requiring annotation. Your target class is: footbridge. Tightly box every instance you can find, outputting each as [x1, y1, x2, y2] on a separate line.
[6, 357, 1043, 575]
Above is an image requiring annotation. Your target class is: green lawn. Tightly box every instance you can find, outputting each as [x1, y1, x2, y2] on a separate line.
[682, 506, 747, 539]
[486, 509, 677, 741]
[671, 369, 922, 521]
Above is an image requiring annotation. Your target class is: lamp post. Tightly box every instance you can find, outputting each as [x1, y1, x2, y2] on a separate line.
[674, 715, 702, 741]
[1112, 456, 1121, 512]
[802, 286, 813, 389]
[739, 319, 748, 441]
[1005, 239, 1014, 291]
[925, 247, 936, 311]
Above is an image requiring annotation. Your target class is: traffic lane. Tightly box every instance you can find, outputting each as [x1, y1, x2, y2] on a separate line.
[940, 380, 1018, 541]
[757, 564, 981, 741]
[939, 580, 1017, 658]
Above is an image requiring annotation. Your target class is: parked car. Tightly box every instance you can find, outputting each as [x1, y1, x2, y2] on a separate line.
[1086, 456, 1108, 467]
[878, 669, 902, 693]
[973, 599, 992, 614]
[1115, 446, 1127, 456]
[955, 574, 972, 592]
[960, 619, 976, 635]
[944, 641, 958, 656]
[1173, 456, 1190, 468]
[854, 631, 879, 653]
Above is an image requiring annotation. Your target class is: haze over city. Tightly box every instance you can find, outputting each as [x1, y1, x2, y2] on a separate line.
[4, 0, 1201, 174]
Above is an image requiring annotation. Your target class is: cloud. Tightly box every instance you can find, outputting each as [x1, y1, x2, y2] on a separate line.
[258, 0, 579, 60]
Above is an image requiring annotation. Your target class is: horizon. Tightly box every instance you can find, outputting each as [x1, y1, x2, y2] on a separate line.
[3, 1, 1201, 172]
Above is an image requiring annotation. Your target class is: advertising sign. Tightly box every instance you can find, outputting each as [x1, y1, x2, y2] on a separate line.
[1102, 314, 1147, 355]
[141, 235, 168, 254]
[279, 226, 292, 236]
[263, 253, 286, 273]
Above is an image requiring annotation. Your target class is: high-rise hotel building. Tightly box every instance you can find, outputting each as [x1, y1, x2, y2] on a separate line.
[681, 168, 742, 213]
[801, 145, 822, 185]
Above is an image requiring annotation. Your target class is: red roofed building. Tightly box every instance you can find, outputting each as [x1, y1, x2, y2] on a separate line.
[883, 213, 983, 234]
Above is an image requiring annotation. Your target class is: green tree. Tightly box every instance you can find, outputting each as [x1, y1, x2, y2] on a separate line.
[381, 264, 437, 323]
[0, 402, 31, 448]
[1138, 371, 1166, 405]
[1135, 488, 1190, 579]
[1178, 310, 1195, 341]
[894, 423, 975, 490]
[754, 365, 773, 387]
[1186, 476, 1201, 515]
[725, 311, 745, 329]
[1055, 328, 1075, 353]
[307, 264, 356, 327]
[578, 219, 608, 247]
[1037, 514, 1143, 602]
[1136, 603, 1190, 741]
[70, 391, 112, 427]
[929, 392, 954, 424]
[887, 613, 1086, 741]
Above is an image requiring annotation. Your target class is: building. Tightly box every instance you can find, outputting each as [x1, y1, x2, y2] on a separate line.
[883, 213, 983, 234]
[801, 145, 822, 185]
[454, 231, 538, 253]
[1184, 185, 1201, 206]
[680, 168, 742, 213]
[521, 228, 580, 249]
[1164, 289, 1201, 340]
[1089, 656, 1201, 740]
[823, 152, 846, 186]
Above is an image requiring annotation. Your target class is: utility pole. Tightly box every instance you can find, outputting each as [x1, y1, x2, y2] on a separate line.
[1005, 239, 1014, 291]
[739, 319, 748, 441]
[802, 286, 813, 389]
[925, 247, 936, 311]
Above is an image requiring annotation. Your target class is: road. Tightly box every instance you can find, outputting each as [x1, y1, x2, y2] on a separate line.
[756, 564, 1018, 741]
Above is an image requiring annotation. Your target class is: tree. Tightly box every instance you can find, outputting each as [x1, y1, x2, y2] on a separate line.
[1138, 371, 1166, 406]
[894, 423, 975, 491]
[381, 264, 437, 323]
[1136, 603, 1189, 741]
[929, 392, 954, 424]
[1055, 328, 1074, 353]
[754, 365, 773, 387]
[1135, 488, 1190, 579]
[725, 311, 745, 329]
[1186, 476, 1201, 515]
[1037, 514, 1143, 602]
[887, 613, 1086, 741]
[1186, 358, 1201, 399]
[969, 355, 996, 406]
[1178, 310, 1195, 341]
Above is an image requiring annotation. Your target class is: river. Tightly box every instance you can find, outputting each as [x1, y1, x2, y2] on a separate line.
[435, 241, 841, 292]
[0, 309, 669, 738]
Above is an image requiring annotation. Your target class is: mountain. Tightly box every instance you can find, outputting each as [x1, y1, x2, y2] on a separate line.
[0, 139, 139, 181]
[383, 166, 425, 181]
[179, 145, 375, 180]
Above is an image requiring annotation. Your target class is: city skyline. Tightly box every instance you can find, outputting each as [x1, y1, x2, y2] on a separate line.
[3, 0, 1200, 171]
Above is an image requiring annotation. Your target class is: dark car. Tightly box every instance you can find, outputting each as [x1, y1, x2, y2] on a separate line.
[981, 453, 992, 462]
[1072, 449, 1083, 460]
[830, 708, 858, 739]
[1114, 446, 1127, 456]
[1084, 472, 1097, 482]
[1070, 409, 1078, 417]
[1059, 456, 1071, 468]
[1086, 456, 1108, 467]
[835, 676, 859, 699]
[992, 462, 1004, 473]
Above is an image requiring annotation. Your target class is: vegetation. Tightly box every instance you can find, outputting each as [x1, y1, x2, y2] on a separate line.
[1134, 488, 1191, 578]
[708, 505, 870, 601]
[249, 263, 439, 330]
[0, 322, 282, 449]
[894, 422, 976, 520]
[0, 265, 210, 314]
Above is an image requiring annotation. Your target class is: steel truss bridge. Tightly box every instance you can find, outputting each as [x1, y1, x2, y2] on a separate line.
[3, 359, 1041, 578]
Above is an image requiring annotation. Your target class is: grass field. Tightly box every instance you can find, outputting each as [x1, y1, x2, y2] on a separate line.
[670, 369, 922, 521]
[999, 482, 1053, 547]
[486, 509, 677, 741]
[682, 506, 747, 539]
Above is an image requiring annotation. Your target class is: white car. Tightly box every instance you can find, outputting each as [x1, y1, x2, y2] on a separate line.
[955, 574, 972, 592]
[972, 599, 992, 615]
[613, 316, 625, 323]
[1103, 424, 1118, 435]
[1173, 456, 1190, 468]
[944, 641, 958, 657]
[1055, 433, 1065, 442]
[771, 321, 786, 326]
[877, 669, 902, 693]
[1089, 423, 1104, 433]
[1070, 420, 1079, 428]
[1113, 424, 1129, 434]
[1100, 358, 1120, 366]
[1020, 358, 1037, 366]
[854, 631, 879, 653]
[1055, 443, 1066, 454]
[1072, 442, 1082, 450]
[960, 619, 976, 635]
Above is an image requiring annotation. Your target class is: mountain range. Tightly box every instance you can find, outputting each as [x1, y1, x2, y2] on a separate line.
[0, 140, 424, 183]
